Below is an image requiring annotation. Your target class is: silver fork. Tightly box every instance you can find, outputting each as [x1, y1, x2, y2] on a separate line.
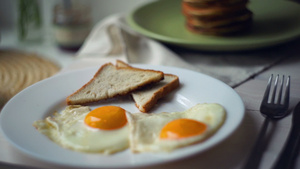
[242, 74, 290, 169]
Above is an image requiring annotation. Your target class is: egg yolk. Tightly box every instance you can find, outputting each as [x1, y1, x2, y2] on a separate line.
[84, 106, 127, 130]
[160, 119, 207, 139]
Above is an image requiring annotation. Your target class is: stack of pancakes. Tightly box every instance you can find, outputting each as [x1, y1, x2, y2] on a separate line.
[182, 0, 253, 35]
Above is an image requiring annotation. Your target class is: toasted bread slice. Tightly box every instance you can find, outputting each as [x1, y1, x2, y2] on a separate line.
[132, 74, 179, 112]
[116, 60, 179, 113]
[66, 63, 164, 105]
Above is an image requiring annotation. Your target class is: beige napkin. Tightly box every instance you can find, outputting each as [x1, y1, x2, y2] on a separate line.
[62, 14, 197, 71]
[62, 14, 293, 87]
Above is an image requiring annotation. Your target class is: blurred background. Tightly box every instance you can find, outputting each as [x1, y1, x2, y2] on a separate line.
[0, 0, 150, 51]
[0, 0, 153, 108]
[0, 0, 149, 31]
[0, 0, 154, 68]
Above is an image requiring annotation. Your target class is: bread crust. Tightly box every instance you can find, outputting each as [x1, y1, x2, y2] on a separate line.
[66, 62, 164, 105]
[116, 60, 180, 113]
[134, 74, 179, 113]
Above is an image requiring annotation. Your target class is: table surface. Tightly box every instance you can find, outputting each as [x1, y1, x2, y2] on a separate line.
[1, 29, 300, 169]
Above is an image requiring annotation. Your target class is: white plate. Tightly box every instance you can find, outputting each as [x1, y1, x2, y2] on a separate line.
[0, 64, 244, 168]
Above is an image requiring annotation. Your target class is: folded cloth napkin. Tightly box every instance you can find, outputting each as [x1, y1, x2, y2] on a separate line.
[62, 14, 294, 87]
[63, 14, 198, 71]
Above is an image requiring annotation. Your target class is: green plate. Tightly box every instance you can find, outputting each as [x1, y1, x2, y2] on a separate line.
[126, 0, 300, 51]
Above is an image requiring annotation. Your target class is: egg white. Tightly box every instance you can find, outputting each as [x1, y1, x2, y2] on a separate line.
[33, 105, 129, 154]
[126, 103, 226, 153]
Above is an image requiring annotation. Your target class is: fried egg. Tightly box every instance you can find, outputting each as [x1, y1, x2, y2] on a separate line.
[33, 105, 129, 154]
[126, 103, 226, 153]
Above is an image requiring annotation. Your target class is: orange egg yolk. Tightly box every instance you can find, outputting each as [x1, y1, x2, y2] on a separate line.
[84, 106, 127, 130]
[160, 119, 207, 139]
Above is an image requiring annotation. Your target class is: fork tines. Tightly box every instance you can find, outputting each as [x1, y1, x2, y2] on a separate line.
[262, 74, 290, 105]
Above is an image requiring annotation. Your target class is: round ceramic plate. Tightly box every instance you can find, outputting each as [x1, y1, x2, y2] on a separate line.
[0, 65, 244, 168]
[126, 0, 300, 51]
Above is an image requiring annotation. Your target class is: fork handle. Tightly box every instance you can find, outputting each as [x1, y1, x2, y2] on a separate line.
[271, 127, 300, 169]
[242, 118, 270, 169]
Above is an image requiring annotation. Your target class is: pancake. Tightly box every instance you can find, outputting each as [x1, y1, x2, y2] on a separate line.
[182, 1, 248, 16]
[183, 0, 246, 3]
[185, 9, 252, 28]
[183, 6, 251, 20]
[183, 0, 249, 8]
[186, 18, 252, 35]
[181, 0, 253, 36]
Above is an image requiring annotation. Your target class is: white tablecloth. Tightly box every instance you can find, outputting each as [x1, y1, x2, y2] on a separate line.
[63, 15, 292, 87]
[1, 14, 300, 169]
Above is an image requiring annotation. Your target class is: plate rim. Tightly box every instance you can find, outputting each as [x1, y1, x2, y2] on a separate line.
[0, 64, 245, 168]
